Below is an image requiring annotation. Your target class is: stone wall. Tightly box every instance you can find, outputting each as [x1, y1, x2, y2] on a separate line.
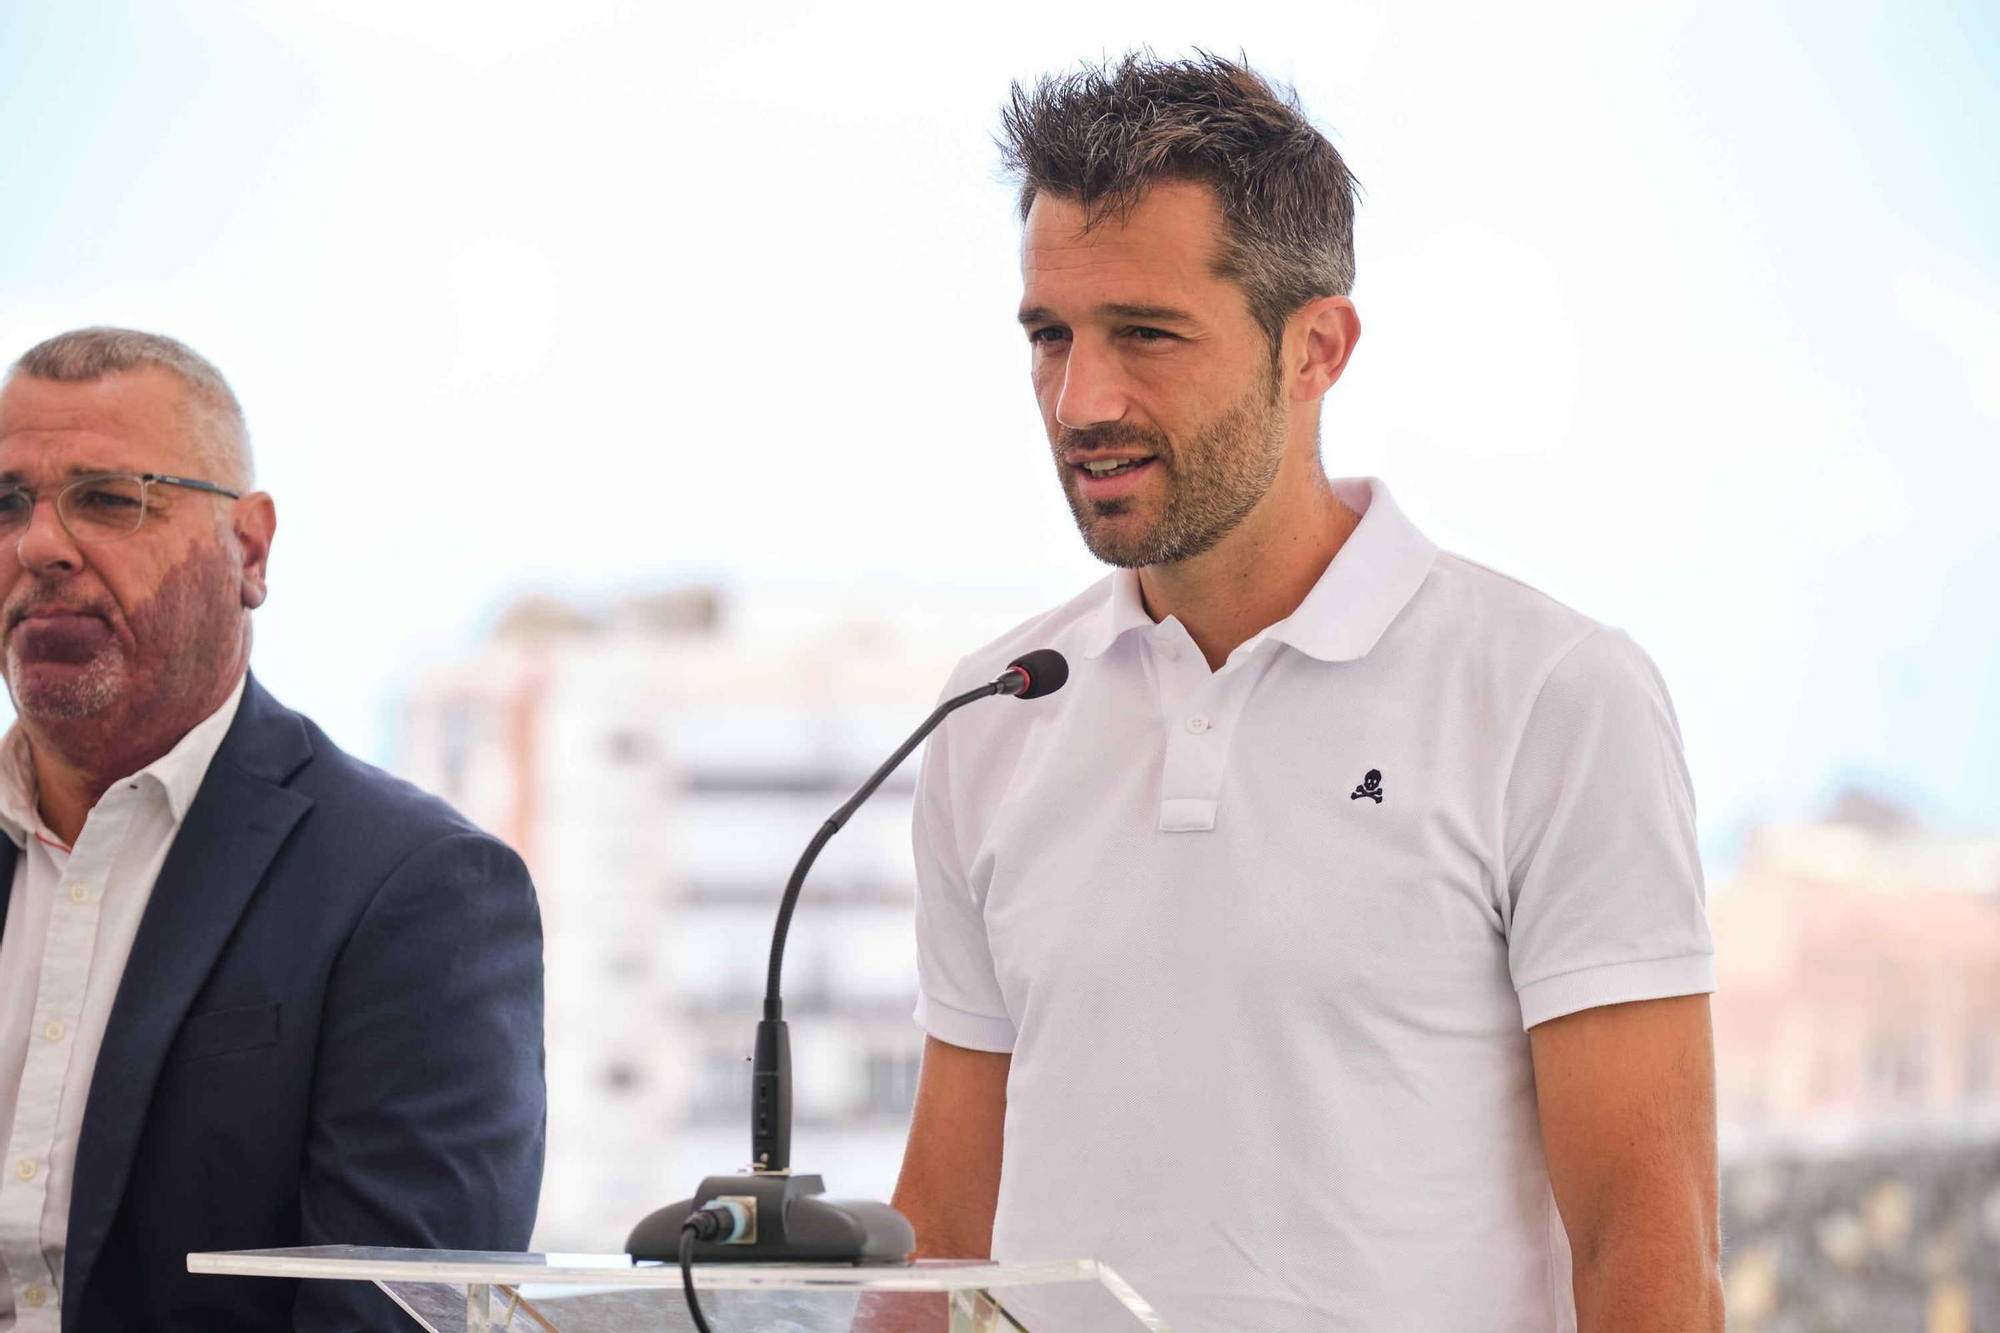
[1722, 1136, 2000, 1331]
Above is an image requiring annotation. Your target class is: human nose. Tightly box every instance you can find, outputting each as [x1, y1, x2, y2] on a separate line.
[1051, 337, 1128, 431]
[13, 494, 82, 574]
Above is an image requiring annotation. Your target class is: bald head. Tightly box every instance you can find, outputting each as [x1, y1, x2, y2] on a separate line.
[8, 327, 253, 491]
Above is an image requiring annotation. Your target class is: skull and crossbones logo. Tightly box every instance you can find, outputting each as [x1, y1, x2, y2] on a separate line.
[1350, 770, 1384, 803]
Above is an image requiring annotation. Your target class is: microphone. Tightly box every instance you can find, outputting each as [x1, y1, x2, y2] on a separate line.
[627, 650, 1070, 1284]
[994, 647, 1068, 700]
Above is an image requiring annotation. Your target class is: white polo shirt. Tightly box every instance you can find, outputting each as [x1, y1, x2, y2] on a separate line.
[911, 478, 1713, 1333]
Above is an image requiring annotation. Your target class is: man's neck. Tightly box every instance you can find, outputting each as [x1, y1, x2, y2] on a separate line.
[1137, 464, 1360, 671]
[29, 747, 116, 849]
[21, 676, 239, 845]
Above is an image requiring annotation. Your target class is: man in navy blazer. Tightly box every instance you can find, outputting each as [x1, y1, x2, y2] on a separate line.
[0, 328, 545, 1331]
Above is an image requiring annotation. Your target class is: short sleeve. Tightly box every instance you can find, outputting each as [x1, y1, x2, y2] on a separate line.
[1503, 627, 1714, 1030]
[911, 708, 1017, 1052]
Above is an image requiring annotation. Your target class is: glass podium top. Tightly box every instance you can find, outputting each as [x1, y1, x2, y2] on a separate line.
[188, 1245, 1104, 1291]
[186, 1246, 1173, 1331]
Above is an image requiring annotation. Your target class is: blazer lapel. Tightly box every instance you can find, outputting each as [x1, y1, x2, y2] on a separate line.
[63, 677, 313, 1322]
[0, 838, 15, 946]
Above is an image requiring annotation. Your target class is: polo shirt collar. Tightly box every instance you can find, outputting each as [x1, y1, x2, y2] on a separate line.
[1076, 477, 1437, 664]
[1271, 478, 1438, 662]
[0, 672, 249, 848]
[1078, 562, 1157, 660]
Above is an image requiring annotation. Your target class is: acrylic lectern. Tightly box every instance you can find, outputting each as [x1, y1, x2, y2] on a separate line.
[186, 1246, 1172, 1331]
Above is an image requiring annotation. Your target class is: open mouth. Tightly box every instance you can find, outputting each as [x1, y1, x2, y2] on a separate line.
[1078, 457, 1153, 479]
[1071, 456, 1160, 502]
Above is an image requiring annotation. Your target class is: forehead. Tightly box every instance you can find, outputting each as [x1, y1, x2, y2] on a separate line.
[0, 368, 200, 478]
[1020, 180, 1236, 310]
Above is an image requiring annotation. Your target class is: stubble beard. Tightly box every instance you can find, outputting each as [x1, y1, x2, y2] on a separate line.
[2, 545, 244, 741]
[1059, 378, 1289, 570]
[5, 642, 125, 721]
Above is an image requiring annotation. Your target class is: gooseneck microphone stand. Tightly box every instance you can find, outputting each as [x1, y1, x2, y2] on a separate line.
[626, 650, 1069, 1329]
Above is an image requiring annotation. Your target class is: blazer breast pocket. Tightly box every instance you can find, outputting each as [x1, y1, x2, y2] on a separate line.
[170, 1001, 282, 1063]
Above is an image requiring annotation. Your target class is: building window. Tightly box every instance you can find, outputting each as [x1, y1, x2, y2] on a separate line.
[608, 729, 652, 764]
[691, 1049, 748, 1123]
[1967, 1034, 1993, 1104]
[863, 1048, 921, 1119]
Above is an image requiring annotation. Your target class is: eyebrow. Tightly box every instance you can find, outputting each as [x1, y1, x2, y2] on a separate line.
[0, 464, 127, 485]
[1016, 302, 1199, 327]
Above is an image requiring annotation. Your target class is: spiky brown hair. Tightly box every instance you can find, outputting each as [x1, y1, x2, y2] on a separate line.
[1000, 51, 1359, 355]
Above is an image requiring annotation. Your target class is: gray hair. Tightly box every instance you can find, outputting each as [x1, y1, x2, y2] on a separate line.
[1000, 52, 1359, 356]
[9, 327, 254, 488]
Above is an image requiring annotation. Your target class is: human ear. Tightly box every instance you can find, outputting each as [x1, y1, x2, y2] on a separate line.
[233, 493, 277, 610]
[1286, 296, 1361, 402]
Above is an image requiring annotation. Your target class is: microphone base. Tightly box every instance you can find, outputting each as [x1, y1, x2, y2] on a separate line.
[626, 1172, 915, 1265]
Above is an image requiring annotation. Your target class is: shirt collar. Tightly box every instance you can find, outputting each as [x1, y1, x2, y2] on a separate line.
[0, 731, 35, 849]
[0, 673, 249, 848]
[1077, 477, 1437, 664]
[1268, 478, 1438, 662]
[1078, 564, 1157, 660]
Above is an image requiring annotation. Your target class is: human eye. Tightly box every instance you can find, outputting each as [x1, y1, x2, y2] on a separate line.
[61, 477, 149, 534]
[76, 483, 143, 512]
[1123, 326, 1178, 344]
[0, 489, 27, 525]
[1026, 325, 1070, 348]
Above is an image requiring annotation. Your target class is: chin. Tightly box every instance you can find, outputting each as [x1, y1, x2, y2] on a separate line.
[1079, 527, 1159, 570]
[1069, 499, 1150, 566]
[6, 655, 125, 723]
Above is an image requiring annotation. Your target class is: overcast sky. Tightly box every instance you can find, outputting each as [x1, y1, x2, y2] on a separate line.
[1, 0, 1994, 866]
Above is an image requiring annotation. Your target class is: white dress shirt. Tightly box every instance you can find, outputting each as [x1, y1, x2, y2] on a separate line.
[0, 677, 245, 1330]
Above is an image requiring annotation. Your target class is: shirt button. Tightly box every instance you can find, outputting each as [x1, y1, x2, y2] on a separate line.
[1158, 642, 1179, 661]
[16, 1158, 36, 1182]
[1185, 714, 1211, 734]
[43, 1020, 66, 1042]
[22, 1284, 46, 1308]
[67, 883, 90, 904]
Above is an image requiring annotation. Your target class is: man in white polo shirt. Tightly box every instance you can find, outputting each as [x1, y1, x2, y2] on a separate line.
[890, 55, 1724, 1332]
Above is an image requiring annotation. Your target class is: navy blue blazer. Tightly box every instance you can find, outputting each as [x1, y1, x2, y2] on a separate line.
[0, 676, 546, 1331]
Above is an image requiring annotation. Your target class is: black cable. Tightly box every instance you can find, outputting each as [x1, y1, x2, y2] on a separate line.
[679, 1207, 750, 1333]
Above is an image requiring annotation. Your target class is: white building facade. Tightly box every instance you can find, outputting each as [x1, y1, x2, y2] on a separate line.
[399, 586, 1039, 1249]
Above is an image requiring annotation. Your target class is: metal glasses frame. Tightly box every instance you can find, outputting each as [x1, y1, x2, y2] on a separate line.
[0, 471, 245, 544]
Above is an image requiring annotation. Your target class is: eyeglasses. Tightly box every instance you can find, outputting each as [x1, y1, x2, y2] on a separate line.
[0, 472, 244, 545]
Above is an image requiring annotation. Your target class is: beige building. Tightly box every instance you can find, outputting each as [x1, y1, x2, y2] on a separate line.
[1710, 795, 2000, 1138]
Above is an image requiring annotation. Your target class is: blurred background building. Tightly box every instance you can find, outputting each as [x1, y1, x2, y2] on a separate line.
[1709, 797, 2000, 1330]
[399, 583, 1038, 1249]
[1713, 796, 2000, 1140]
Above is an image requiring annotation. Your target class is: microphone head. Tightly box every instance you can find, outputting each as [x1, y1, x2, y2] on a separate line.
[1005, 649, 1069, 700]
